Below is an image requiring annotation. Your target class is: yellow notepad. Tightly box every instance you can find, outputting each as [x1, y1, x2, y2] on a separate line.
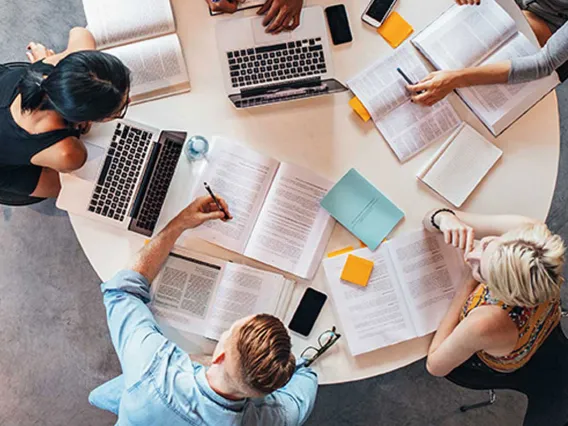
[349, 97, 371, 122]
[377, 12, 414, 48]
[340, 255, 374, 287]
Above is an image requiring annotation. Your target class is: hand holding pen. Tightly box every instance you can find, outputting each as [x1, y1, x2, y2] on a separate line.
[204, 182, 232, 221]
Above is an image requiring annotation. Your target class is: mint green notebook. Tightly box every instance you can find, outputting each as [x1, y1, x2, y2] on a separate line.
[321, 169, 404, 250]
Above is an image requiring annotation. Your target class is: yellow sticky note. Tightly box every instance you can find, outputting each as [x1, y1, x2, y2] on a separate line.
[327, 246, 355, 258]
[340, 255, 374, 287]
[377, 12, 414, 49]
[349, 97, 371, 122]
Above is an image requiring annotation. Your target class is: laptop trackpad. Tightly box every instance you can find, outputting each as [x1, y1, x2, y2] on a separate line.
[71, 142, 105, 182]
[251, 18, 292, 45]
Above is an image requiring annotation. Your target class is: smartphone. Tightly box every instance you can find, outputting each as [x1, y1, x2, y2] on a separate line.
[288, 288, 327, 337]
[362, 0, 398, 28]
[325, 5, 353, 46]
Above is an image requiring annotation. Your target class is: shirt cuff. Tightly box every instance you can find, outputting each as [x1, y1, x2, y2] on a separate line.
[101, 269, 152, 303]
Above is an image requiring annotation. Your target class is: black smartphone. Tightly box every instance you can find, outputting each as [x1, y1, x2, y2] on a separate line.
[325, 5, 353, 46]
[362, 0, 397, 28]
[288, 288, 327, 337]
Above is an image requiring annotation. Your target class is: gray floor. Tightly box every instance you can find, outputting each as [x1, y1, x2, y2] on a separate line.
[0, 1, 566, 425]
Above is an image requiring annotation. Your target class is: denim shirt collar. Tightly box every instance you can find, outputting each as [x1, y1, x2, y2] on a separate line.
[195, 367, 247, 411]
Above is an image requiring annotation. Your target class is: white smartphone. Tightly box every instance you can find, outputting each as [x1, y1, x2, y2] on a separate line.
[361, 0, 398, 28]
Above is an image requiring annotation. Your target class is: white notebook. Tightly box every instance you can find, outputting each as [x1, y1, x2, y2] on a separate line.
[417, 123, 502, 207]
[150, 248, 295, 340]
[347, 43, 461, 162]
[189, 137, 336, 280]
[412, 0, 559, 136]
[323, 229, 468, 356]
[82, 0, 190, 104]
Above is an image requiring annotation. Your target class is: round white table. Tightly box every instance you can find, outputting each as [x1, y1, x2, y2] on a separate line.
[67, 0, 560, 384]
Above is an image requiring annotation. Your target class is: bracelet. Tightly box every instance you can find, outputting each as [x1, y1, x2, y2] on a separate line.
[431, 208, 455, 230]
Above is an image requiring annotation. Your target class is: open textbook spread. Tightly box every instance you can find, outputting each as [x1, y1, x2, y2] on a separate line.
[323, 229, 469, 356]
[347, 43, 461, 162]
[150, 249, 294, 340]
[82, 0, 190, 104]
[412, 0, 559, 136]
[189, 137, 336, 280]
[417, 123, 502, 207]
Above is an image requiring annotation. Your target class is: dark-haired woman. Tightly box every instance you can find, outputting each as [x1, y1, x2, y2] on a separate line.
[0, 27, 131, 199]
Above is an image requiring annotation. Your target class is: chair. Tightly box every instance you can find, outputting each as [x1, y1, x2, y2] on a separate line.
[0, 62, 46, 207]
[445, 323, 568, 426]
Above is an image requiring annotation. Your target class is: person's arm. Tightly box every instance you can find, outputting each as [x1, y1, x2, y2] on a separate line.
[101, 196, 231, 385]
[423, 209, 538, 250]
[205, 0, 303, 33]
[272, 361, 318, 425]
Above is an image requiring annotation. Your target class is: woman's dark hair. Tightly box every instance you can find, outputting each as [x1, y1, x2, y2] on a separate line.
[18, 50, 131, 123]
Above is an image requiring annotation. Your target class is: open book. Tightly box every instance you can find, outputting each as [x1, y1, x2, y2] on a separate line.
[323, 229, 468, 356]
[412, 0, 559, 136]
[417, 123, 502, 207]
[347, 43, 461, 162]
[82, 0, 190, 104]
[150, 249, 294, 340]
[190, 137, 336, 280]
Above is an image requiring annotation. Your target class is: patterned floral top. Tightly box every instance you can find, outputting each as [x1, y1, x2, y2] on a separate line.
[460, 283, 561, 373]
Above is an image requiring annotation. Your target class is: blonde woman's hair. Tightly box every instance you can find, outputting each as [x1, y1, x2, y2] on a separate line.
[486, 223, 565, 307]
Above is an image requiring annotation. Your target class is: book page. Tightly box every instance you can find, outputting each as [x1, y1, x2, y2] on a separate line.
[347, 44, 429, 122]
[149, 253, 224, 335]
[205, 263, 285, 340]
[244, 163, 335, 279]
[191, 137, 280, 254]
[104, 34, 189, 103]
[412, 0, 516, 69]
[457, 32, 559, 134]
[376, 99, 461, 162]
[322, 248, 417, 356]
[421, 124, 502, 207]
[83, 0, 175, 49]
[386, 230, 468, 337]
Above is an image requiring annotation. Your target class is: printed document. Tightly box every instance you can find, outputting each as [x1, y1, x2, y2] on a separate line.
[323, 229, 468, 356]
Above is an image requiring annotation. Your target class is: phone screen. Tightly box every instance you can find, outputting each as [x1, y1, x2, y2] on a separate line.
[325, 5, 353, 45]
[288, 288, 327, 337]
[365, 0, 396, 23]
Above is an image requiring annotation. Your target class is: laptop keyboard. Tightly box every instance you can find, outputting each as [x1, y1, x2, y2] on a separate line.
[88, 123, 153, 221]
[129, 137, 182, 234]
[226, 38, 327, 88]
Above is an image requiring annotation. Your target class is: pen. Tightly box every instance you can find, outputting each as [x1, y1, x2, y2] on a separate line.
[397, 67, 425, 95]
[204, 182, 230, 220]
[396, 67, 416, 86]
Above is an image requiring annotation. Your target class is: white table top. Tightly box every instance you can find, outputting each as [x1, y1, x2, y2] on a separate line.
[67, 0, 560, 385]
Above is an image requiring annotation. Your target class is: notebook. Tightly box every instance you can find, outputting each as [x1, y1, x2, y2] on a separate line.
[377, 11, 414, 49]
[347, 43, 462, 162]
[150, 248, 294, 340]
[411, 0, 559, 136]
[320, 168, 404, 251]
[417, 123, 502, 207]
[209, 0, 265, 15]
[189, 137, 336, 280]
[323, 229, 468, 356]
[82, 0, 190, 104]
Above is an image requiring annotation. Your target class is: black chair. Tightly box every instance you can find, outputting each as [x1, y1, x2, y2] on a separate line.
[0, 62, 46, 207]
[446, 321, 568, 426]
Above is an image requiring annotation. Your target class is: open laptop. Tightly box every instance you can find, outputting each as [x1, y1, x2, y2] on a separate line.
[215, 6, 347, 108]
[57, 120, 186, 237]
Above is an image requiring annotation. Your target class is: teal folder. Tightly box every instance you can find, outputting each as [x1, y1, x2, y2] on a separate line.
[321, 169, 404, 250]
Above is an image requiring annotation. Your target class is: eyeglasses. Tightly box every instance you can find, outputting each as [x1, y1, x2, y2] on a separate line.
[113, 97, 130, 119]
[300, 326, 341, 367]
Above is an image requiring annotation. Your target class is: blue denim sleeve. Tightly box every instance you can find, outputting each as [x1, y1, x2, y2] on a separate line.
[272, 360, 318, 426]
[101, 270, 168, 387]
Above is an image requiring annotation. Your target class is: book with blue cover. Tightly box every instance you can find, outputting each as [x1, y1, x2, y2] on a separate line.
[321, 168, 404, 250]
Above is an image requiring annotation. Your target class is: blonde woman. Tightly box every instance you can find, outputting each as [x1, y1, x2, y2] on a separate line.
[423, 209, 565, 376]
